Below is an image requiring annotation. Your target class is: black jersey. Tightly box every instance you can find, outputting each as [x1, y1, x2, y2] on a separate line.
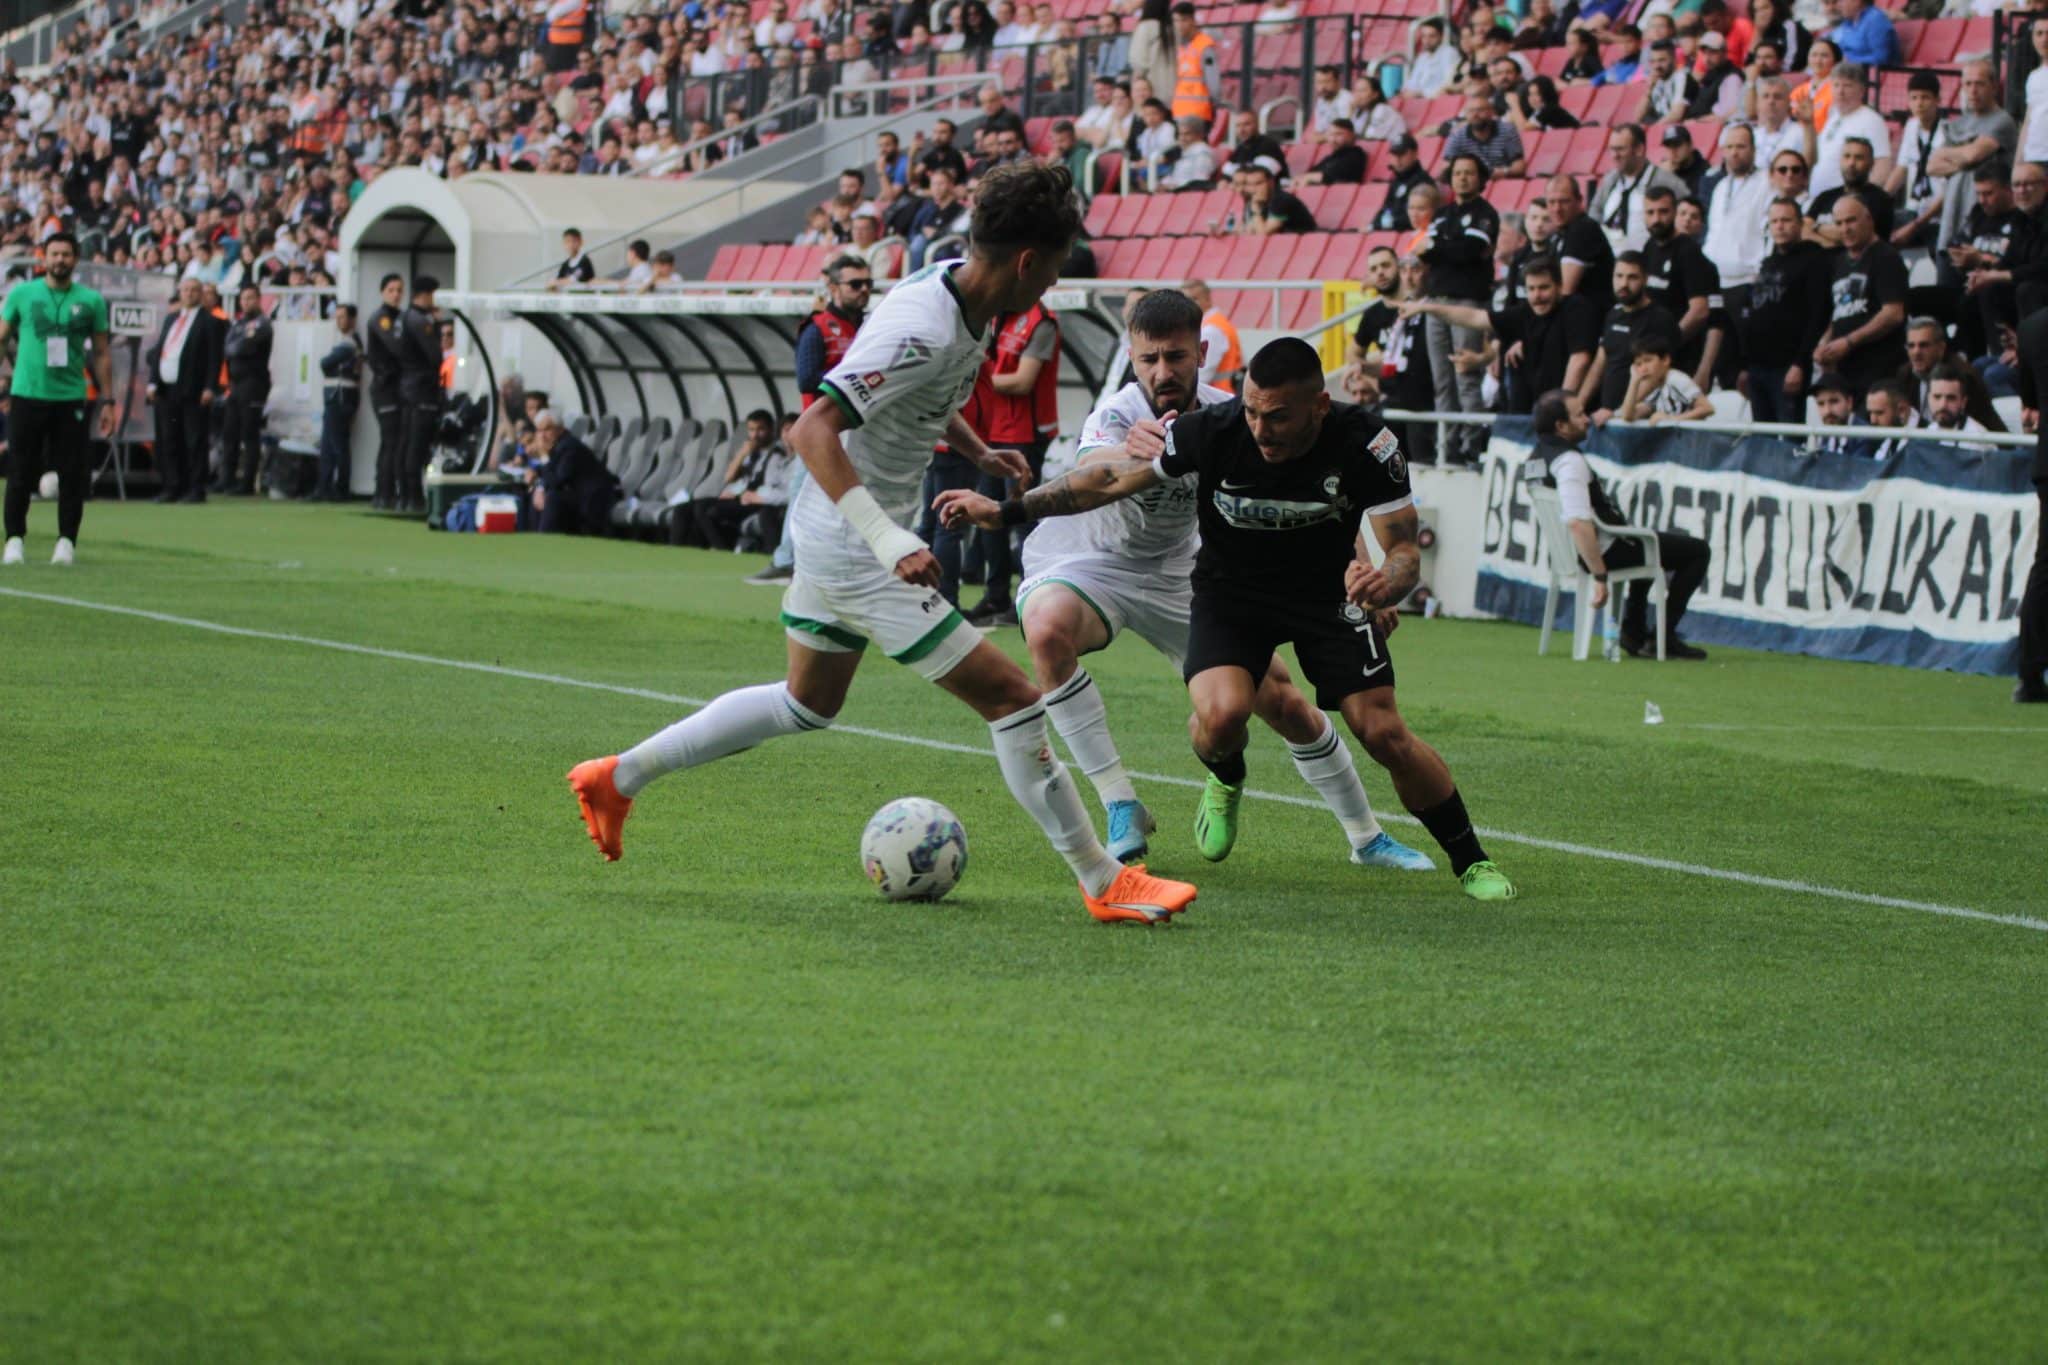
[1154, 398, 1413, 599]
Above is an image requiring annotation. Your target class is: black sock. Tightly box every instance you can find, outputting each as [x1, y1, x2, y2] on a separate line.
[1199, 749, 1246, 787]
[1411, 788, 1485, 876]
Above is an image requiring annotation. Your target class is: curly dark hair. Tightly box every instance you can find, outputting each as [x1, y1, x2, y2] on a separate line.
[970, 161, 1082, 257]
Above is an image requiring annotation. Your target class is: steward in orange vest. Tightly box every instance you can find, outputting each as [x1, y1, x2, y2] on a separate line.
[1169, 4, 1221, 124]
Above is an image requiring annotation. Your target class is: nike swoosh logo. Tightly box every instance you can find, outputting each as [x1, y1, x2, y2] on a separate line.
[1102, 902, 1170, 918]
[1219, 480, 1257, 490]
[1362, 662, 1389, 678]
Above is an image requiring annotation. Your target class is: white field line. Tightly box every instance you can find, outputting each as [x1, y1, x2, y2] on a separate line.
[6, 584, 2044, 935]
[1672, 723, 2046, 735]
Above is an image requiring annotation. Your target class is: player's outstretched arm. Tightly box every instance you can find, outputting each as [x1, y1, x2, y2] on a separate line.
[1345, 505, 1423, 609]
[790, 396, 940, 587]
[934, 455, 1161, 531]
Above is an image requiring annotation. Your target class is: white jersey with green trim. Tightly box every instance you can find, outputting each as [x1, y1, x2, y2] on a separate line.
[791, 261, 990, 573]
[1021, 380, 1230, 572]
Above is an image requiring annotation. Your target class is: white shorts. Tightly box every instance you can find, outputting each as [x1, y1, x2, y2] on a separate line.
[780, 555, 981, 682]
[1016, 552, 1192, 671]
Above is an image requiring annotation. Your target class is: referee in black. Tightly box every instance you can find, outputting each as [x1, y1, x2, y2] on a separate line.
[937, 336, 1516, 902]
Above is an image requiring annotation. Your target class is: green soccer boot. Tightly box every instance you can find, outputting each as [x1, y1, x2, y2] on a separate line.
[1193, 774, 1244, 862]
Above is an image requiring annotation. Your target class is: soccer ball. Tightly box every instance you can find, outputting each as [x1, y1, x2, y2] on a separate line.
[860, 797, 968, 902]
[36, 471, 58, 500]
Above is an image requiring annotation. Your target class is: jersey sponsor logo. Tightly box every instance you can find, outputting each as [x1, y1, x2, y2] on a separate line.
[1367, 428, 1399, 463]
[1210, 491, 1342, 530]
[863, 371, 886, 390]
[895, 340, 933, 368]
[841, 371, 880, 404]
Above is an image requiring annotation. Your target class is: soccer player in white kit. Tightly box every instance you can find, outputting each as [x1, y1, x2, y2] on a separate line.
[568, 164, 1197, 925]
[964, 290, 1432, 871]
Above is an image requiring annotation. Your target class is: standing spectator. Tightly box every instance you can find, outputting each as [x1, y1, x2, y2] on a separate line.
[962, 302, 1059, 626]
[1888, 72, 1958, 250]
[1932, 63, 2019, 261]
[214, 282, 273, 496]
[1370, 136, 1434, 232]
[1183, 278, 1243, 394]
[1807, 138, 1894, 246]
[394, 275, 443, 516]
[1949, 164, 2028, 359]
[1749, 76, 1805, 174]
[145, 277, 221, 504]
[315, 303, 361, 502]
[1419, 154, 1500, 462]
[1749, 0, 1807, 75]
[1583, 252, 1679, 419]
[1442, 94, 1527, 178]
[1168, 3, 1223, 131]
[1592, 124, 1687, 252]
[1809, 64, 1891, 198]
[1401, 257, 1597, 414]
[1695, 0, 1752, 69]
[622, 240, 655, 292]
[2013, 305, 2048, 703]
[547, 227, 596, 291]
[1545, 174, 1614, 316]
[1825, 0, 1900, 69]
[1742, 197, 1832, 422]
[1639, 186, 1714, 375]
[1093, 12, 1131, 81]
[1812, 194, 1907, 402]
[796, 254, 871, 408]
[1348, 249, 1436, 460]
[365, 272, 406, 512]
[1704, 125, 1769, 298]
[1528, 390, 1711, 659]
[2022, 16, 2048, 174]
[0, 235, 111, 567]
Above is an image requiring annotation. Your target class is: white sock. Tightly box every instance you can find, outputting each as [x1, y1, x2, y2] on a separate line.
[1288, 718, 1382, 848]
[990, 703, 1124, 896]
[613, 682, 831, 797]
[1043, 668, 1138, 805]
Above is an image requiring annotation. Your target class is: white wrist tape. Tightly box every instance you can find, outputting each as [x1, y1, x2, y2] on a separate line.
[836, 485, 926, 572]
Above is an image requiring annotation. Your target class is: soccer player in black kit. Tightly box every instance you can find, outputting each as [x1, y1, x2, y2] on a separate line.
[937, 337, 1515, 901]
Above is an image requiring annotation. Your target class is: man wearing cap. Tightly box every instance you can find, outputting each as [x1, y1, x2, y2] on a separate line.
[1370, 136, 1434, 232]
[1659, 125, 1709, 199]
[395, 275, 443, 516]
[1685, 31, 1743, 119]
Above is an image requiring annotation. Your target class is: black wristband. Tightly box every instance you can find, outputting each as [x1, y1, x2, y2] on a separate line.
[999, 498, 1029, 528]
[1593, 571, 1608, 582]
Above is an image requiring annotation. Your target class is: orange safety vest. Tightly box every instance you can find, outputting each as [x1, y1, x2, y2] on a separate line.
[440, 350, 457, 390]
[549, 1, 587, 47]
[1202, 308, 1242, 394]
[1171, 32, 1217, 122]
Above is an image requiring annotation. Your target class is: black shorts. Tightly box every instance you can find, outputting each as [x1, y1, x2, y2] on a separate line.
[1184, 585, 1396, 709]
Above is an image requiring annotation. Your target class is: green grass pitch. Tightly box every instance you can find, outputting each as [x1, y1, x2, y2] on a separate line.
[2, 499, 2044, 1362]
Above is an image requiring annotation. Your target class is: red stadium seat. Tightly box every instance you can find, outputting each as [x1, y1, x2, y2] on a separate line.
[1584, 84, 1632, 125]
[1084, 195, 1120, 239]
[1560, 127, 1608, 175]
[1024, 117, 1055, 154]
[1133, 193, 1180, 237]
[1096, 239, 1144, 277]
[1959, 16, 1992, 58]
[1559, 85, 1595, 120]
[709, 244, 744, 282]
[1684, 120, 1722, 159]
[1533, 47, 1570, 79]
[1134, 236, 1182, 277]
[1527, 130, 1567, 178]
[1286, 141, 1318, 179]
[1415, 135, 1445, 173]
[1105, 195, 1149, 238]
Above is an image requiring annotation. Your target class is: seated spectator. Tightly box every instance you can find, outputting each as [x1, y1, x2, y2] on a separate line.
[1128, 99, 1177, 187]
[1594, 25, 1645, 87]
[1529, 389, 1712, 660]
[1443, 94, 1527, 179]
[1301, 120, 1367, 187]
[1619, 334, 1713, 423]
[673, 410, 797, 550]
[547, 227, 596, 291]
[1515, 0, 1566, 49]
[1634, 41, 1700, 125]
[848, 208, 900, 280]
[640, 250, 684, 294]
[528, 413, 622, 536]
[1862, 379, 1923, 459]
[1686, 32, 1744, 119]
[1310, 66, 1354, 138]
[1924, 374, 1996, 449]
[1806, 372, 1860, 456]
[1220, 110, 1286, 179]
[795, 207, 835, 247]
[1076, 78, 1125, 148]
[1749, 0, 1808, 74]
[1488, 56, 1526, 116]
[1559, 28, 1605, 84]
[1351, 77, 1407, 142]
[1406, 18, 1462, 98]
[1162, 116, 1218, 192]
[915, 121, 971, 187]
[1826, 0, 1900, 69]
[1046, 120, 1092, 193]
[1898, 318, 2005, 431]
[1659, 125, 1709, 198]
[1507, 76, 1579, 134]
[1092, 11, 1131, 79]
[909, 166, 970, 270]
[1225, 161, 1317, 235]
[623, 240, 655, 292]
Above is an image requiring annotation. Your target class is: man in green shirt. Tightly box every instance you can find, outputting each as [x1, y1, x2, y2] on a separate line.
[1, 233, 115, 566]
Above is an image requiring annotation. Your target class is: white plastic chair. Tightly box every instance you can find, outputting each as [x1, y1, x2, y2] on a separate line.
[1526, 481, 1667, 662]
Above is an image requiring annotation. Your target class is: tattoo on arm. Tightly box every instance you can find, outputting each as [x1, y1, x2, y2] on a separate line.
[1020, 458, 1155, 519]
[1370, 507, 1423, 599]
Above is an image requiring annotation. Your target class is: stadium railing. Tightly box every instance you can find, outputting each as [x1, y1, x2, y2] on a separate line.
[624, 95, 826, 179]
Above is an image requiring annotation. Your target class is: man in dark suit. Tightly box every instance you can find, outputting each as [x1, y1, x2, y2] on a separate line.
[144, 277, 222, 503]
[395, 275, 442, 515]
[528, 413, 620, 535]
[2015, 310, 2048, 702]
